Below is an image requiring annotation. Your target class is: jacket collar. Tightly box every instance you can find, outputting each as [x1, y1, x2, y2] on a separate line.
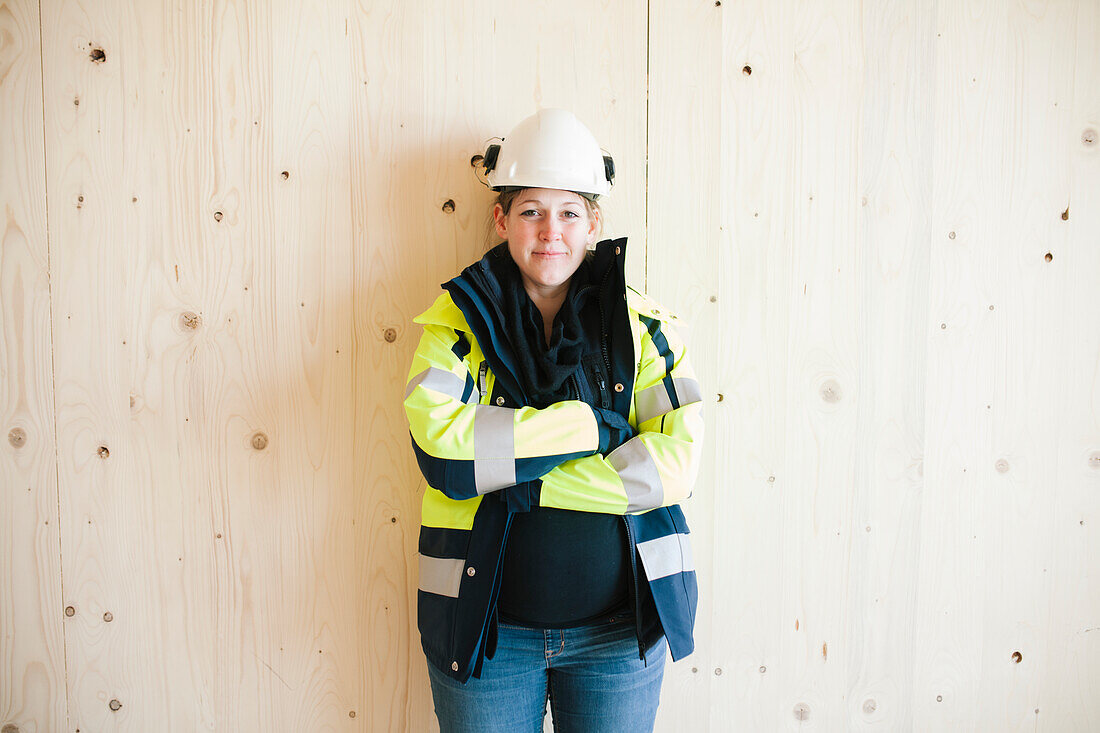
[436, 237, 629, 406]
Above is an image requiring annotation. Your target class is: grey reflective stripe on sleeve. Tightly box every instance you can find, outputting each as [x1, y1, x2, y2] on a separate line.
[418, 554, 465, 597]
[635, 382, 674, 424]
[474, 404, 516, 494]
[636, 532, 694, 580]
[635, 378, 703, 423]
[405, 367, 467, 402]
[608, 438, 664, 512]
[673, 377, 702, 407]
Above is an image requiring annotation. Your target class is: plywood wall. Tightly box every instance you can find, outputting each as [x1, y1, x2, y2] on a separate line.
[2, 0, 1097, 731]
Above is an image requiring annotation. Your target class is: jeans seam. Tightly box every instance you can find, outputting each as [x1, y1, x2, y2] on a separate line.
[545, 629, 565, 662]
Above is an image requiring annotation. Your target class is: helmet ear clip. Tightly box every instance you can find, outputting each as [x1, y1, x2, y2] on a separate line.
[483, 143, 501, 174]
[603, 155, 615, 183]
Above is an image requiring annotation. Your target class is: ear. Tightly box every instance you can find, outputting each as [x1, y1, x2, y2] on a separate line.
[585, 209, 600, 245]
[492, 203, 508, 239]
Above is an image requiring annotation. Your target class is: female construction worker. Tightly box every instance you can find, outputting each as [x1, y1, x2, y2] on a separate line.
[403, 108, 704, 732]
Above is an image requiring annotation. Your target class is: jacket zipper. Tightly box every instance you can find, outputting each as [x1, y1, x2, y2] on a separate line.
[601, 249, 641, 658]
[597, 263, 613, 382]
[622, 515, 646, 662]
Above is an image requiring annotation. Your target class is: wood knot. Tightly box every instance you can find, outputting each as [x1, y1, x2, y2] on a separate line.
[213, 211, 223, 222]
[819, 378, 842, 403]
[1044, 252, 1053, 262]
[180, 311, 201, 330]
[3, 724, 21, 733]
[349, 711, 356, 719]
[97, 445, 110, 459]
[384, 328, 398, 343]
[948, 231, 955, 239]
[1083, 128, 1097, 146]
[793, 703, 810, 721]
[995, 458, 1010, 473]
[89, 46, 106, 63]
[108, 699, 122, 712]
[441, 199, 456, 213]
[1011, 650, 1023, 663]
[742, 64, 751, 74]
[8, 427, 27, 448]
[1061, 207, 1069, 221]
[65, 606, 75, 617]
[281, 170, 289, 179]
[103, 611, 113, 622]
[470, 154, 483, 167]
[862, 698, 877, 714]
[251, 432, 268, 450]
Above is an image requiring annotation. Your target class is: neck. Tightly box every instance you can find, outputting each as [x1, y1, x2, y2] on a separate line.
[523, 278, 570, 348]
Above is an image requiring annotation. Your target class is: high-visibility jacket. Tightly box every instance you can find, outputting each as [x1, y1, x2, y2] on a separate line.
[403, 237, 704, 683]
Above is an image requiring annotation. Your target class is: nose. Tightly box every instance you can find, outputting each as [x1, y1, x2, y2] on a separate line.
[540, 218, 561, 241]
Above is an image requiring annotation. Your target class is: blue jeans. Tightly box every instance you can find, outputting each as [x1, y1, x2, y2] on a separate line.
[426, 614, 668, 733]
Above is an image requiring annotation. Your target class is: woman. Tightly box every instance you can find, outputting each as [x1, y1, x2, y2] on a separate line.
[403, 108, 704, 732]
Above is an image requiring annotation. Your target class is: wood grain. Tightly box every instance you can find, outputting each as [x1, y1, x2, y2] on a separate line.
[1, 0, 67, 731]
[647, 0, 722, 728]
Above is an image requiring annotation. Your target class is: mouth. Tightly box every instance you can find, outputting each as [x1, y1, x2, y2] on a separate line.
[533, 251, 567, 257]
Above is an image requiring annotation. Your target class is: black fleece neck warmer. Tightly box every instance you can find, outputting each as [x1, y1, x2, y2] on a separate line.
[486, 246, 596, 409]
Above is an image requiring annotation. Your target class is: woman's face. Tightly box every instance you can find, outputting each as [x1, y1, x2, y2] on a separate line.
[493, 188, 598, 297]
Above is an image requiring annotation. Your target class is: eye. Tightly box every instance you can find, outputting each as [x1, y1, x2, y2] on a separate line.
[521, 209, 540, 217]
[562, 211, 579, 218]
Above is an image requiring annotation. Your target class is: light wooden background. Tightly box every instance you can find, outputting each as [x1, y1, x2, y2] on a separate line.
[2, 0, 1098, 731]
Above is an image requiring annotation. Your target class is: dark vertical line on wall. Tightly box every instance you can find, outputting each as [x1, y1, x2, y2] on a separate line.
[644, 0, 650, 292]
[36, 0, 71, 728]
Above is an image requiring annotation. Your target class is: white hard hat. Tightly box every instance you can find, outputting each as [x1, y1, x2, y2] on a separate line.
[479, 108, 615, 201]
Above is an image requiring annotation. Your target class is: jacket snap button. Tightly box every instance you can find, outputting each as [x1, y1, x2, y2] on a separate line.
[614, 383, 624, 392]
[615, 246, 621, 255]
[495, 396, 505, 406]
[466, 566, 476, 577]
[451, 661, 459, 671]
